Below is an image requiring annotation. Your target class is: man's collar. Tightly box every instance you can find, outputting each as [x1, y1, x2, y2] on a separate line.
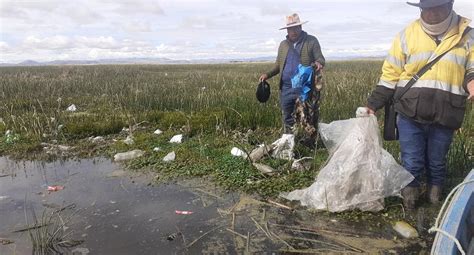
[286, 30, 307, 44]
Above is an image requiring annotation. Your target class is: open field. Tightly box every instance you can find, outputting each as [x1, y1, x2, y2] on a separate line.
[0, 61, 472, 195]
[1, 61, 472, 253]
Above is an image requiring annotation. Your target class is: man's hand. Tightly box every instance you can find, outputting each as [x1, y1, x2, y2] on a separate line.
[311, 61, 323, 71]
[259, 74, 268, 82]
[356, 107, 375, 117]
[467, 80, 474, 101]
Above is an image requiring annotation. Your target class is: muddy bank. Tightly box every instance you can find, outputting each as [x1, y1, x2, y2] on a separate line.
[0, 157, 428, 254]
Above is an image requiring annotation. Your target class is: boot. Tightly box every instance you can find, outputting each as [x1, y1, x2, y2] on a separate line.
[401, 186, 419, 210]
[427, 185, 442, 204]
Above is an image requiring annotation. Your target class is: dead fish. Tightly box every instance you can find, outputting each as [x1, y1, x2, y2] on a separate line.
[252, 163, 275, 176]
[249, 145, 274, 162]
[166, 232, 182, 241]
[393, 221, 419, 238]
[42, 202, 62, 209]
[1, 239, 14, 245]
[291, 157, 313, 171]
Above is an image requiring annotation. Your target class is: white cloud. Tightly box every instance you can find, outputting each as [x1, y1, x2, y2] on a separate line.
[0, 0, 62, 13]
[75, 36, 119, 49]
[23, 36, 72, 50]
[180, 16, 213, 30]
[121, 21, 152, 33]
[114, 1, 164, 16]
[63, 4, 103, 24]
[0, 0, 472, 63]
[264, 39, 277, 47]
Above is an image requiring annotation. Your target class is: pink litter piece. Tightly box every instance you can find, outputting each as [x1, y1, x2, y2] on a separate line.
[175, 210, 193, 215]
[47, 185, 64, 192]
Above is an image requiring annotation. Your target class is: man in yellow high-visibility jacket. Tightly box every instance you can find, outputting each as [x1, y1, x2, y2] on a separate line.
[366, 0, 473, 210]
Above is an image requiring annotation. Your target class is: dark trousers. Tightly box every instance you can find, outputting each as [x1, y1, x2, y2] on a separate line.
[280, 87, 301, 132]
[280, 88, 319, 148]
[397, 114, 454, 187]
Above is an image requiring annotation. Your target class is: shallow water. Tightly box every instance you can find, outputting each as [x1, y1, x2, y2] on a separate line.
[0, 157, 426, 254]
[0, 157, 236, 254]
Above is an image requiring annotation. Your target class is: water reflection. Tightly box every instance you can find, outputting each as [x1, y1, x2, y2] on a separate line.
[0, 157, 228, 254]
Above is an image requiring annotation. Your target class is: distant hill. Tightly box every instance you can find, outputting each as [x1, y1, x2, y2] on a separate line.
[0, 55, 384, 67]
[18, 60, 41, 66]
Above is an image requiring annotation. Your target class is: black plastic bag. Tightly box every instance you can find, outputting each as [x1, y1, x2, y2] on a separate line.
[256, 80, 271, 103]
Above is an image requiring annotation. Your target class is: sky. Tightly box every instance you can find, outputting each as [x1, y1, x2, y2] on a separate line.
[0, 0, 473, 63]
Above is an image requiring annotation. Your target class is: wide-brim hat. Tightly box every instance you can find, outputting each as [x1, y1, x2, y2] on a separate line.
[406, 0, 452, 8]
[279, 13, 308, 30]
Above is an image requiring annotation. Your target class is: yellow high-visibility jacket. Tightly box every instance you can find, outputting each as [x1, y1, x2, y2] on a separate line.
[368, 15, 473, 129]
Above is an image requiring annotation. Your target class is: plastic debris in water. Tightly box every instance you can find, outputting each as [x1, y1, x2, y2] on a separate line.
[393, 221, 419, 238]
[47, 185, 64, 192]
[71, 247, 90, 255]
[175, 210, 193, 215]
[167, 232, 181, 241]
[113, 150, 145, 161]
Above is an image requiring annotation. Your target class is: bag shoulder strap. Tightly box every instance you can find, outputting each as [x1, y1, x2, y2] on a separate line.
[395, 26, 472, 101]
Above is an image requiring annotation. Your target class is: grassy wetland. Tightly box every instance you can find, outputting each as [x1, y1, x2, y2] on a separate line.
[0, 61, 472, 198]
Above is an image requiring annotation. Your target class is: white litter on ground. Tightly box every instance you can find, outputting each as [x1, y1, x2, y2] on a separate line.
[169, 134, 183, 143]
[123, 135, 134, 145]
[163, 151, 176, 162]
[66, 104, 77, 112]
[231, 147, 247, 158]
[271, 134, 295, 160]
[282, 115, 413, 212]
[113, 150, 145, 161]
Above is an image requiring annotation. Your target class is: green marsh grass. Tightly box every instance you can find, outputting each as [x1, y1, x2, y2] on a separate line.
[0, 61, 471, 194]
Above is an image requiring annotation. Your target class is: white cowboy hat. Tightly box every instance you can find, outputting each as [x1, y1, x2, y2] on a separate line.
[279, 13, 308, 30]
[406, 0, 453, 8]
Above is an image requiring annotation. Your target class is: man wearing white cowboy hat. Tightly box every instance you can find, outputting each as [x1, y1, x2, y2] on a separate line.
[366, 0, 474, 210]
[259, 13, 325, 140]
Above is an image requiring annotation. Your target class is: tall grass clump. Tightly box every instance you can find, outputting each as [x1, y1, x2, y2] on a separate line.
[24, 204, 81, 254]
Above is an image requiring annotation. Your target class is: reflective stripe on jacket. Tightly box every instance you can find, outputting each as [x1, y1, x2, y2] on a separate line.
[368, 16, 473, 129]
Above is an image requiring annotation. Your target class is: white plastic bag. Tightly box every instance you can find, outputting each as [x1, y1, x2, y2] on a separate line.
[231, 147, 247, 159]
[66, 104, 77, 112]
[163, 151, 176, 162]
[271, 134, 295, 160]
[114, 149, 145, 161]
[281, 115, 414, 212]
[169, 134, 183, 143]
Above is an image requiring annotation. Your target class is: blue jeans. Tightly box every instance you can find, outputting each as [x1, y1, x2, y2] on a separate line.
[397, 114, 454, 187]
[280, 87, 301, 132]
